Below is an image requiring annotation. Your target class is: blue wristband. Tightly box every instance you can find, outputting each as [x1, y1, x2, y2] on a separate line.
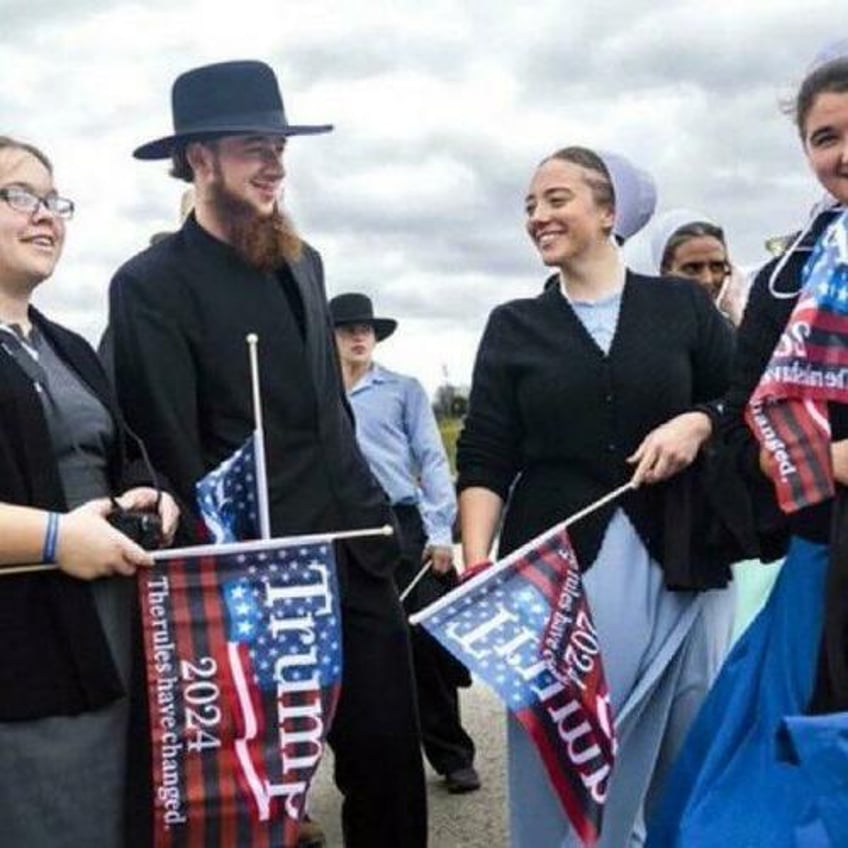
[42, 512, 60, 563]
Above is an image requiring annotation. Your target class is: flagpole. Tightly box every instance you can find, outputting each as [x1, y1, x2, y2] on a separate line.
[0, 524, 395, 576]
[399, 555, 433, 603]
[409, 480, 635, 626]
[246, 333, 272, 539]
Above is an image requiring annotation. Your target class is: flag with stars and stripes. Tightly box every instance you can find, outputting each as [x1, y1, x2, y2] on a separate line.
[411, 525, 615, 846]
[195, 431, 270, 542]
[746, 210, 848, 512]
[138, 537, 342, 848]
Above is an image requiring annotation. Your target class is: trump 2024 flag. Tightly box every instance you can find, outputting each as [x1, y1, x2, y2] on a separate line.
[139, 538, 342, 848]
[747, 210, 848, 512]
[411, 525, 615, 846]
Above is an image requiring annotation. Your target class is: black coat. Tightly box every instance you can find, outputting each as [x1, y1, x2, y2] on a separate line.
[107, 214, 399, 582]
[457, 272, 735, 585]
[0, 308, 146, 719]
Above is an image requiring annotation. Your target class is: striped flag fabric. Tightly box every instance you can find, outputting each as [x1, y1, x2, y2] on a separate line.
[746, 210, 848, 513]
[139, 538, 343, 848]
[411, 525, 615, 846]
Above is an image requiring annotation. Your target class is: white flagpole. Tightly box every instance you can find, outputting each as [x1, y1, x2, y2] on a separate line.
[0, 524, 395, 576]
[409, 480, 635, 626]
[246, 333, 272, 540]
[399, 555, 433, 604]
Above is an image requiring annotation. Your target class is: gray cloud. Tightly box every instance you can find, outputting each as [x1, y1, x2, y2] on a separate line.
[3, 0, 846, 391]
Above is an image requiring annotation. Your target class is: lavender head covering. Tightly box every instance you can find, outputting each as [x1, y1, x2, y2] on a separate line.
[596, 150, 658, 242]
[649, 208, 720, 274]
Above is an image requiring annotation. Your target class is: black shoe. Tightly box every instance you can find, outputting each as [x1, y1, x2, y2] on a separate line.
[444, 765, 481, 794]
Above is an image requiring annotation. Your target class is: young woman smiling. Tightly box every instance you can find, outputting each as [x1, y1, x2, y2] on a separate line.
[458, 146, 736, 847]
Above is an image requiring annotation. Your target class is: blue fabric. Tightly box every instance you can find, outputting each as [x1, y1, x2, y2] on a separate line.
[507, 511, 734, 848]
[347, 363, 456, 546]
[564, 287, 623, 356]
[647, 536, 839, 848]
[781, 712, 848, 847]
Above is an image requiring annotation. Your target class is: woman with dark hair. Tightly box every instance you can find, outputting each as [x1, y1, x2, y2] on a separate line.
[457, 145, 735, 846]
[0, 136, 178, 847]
[648, 42, 848, 847]
[651, 210, 749, 326]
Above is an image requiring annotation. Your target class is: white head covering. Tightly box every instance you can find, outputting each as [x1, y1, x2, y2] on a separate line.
[649, 208, 720, 274]
[596, 150, 658, 243]
[807, 38, 848, 75]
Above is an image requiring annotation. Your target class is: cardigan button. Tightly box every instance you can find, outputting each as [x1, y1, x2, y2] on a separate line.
[606, 443, 617, 452]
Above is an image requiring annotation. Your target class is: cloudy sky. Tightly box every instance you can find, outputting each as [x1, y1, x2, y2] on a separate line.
[3, 0, 845, 393]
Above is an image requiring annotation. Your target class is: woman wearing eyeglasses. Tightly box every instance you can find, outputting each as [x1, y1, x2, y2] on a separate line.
[650, 210, 749, 326]
[0, 136, 178, 848]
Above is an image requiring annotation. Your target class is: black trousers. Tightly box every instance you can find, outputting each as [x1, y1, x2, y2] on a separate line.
[393, 505, 476, 776]
[328, 544, 428, 847]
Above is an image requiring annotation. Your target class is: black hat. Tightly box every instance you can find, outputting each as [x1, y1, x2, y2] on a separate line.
[329, 293, 397, 342]
[133, 60, 333, 160]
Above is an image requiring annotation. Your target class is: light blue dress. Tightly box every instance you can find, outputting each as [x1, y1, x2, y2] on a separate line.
[507, 290, 736, 847]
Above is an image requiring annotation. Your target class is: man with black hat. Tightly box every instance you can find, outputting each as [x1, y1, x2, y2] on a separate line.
[105, 61, 427, 848]
[330, 292, 481, 795]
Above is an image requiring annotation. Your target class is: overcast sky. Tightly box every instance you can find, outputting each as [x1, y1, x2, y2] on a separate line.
[3, 0, 845, 393]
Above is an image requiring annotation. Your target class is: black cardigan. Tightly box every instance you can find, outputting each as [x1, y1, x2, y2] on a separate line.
[457, 271, 735, 586]
[0, 308, 148, 720]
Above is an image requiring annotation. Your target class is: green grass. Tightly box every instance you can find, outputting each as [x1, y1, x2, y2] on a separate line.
[438, 416, 463, 475]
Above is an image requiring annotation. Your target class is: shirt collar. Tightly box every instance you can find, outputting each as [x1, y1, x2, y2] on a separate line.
[349, 361, 396, 394]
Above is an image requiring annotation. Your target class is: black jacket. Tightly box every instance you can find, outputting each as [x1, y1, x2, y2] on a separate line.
[0, 308, 147, 719]
[457, 271, 735, 586]
[107, 214, 399, 582]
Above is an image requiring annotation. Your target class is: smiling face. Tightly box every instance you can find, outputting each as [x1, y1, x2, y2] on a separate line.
[524, 158, 615, 269]
[0, 147, 65, 294]
[803, 90, 848, 205]
[193, 134, 286, 218]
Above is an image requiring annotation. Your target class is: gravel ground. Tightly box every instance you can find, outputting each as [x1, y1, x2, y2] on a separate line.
[308, 679, 508, 848]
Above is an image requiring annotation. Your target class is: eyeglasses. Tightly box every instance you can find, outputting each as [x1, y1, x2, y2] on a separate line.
[0, 186, 75, 220]
[677, 260, 731, 279]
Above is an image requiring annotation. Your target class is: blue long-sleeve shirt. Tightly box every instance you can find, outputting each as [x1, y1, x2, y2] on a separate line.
[347, 363, 456, 547]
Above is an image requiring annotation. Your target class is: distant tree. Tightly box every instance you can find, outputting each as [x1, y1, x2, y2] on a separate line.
[433, 382, 456, 421]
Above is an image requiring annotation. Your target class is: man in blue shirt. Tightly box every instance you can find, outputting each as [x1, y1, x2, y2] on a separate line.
[330, 292, 480, 794]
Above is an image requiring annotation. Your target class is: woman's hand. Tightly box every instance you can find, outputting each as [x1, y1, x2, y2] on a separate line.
[55, 499, 153, 580]
[628, 411, 713, 487]
[114, 487, 180, 547]
[832, 439, 848, 486]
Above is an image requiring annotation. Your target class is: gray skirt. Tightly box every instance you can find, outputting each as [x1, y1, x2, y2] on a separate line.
[0, 576, 135, 848]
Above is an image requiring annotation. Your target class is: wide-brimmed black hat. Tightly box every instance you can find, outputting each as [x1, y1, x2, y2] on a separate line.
[133, 60, 333, 160]
[329, 293, 397, 342]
